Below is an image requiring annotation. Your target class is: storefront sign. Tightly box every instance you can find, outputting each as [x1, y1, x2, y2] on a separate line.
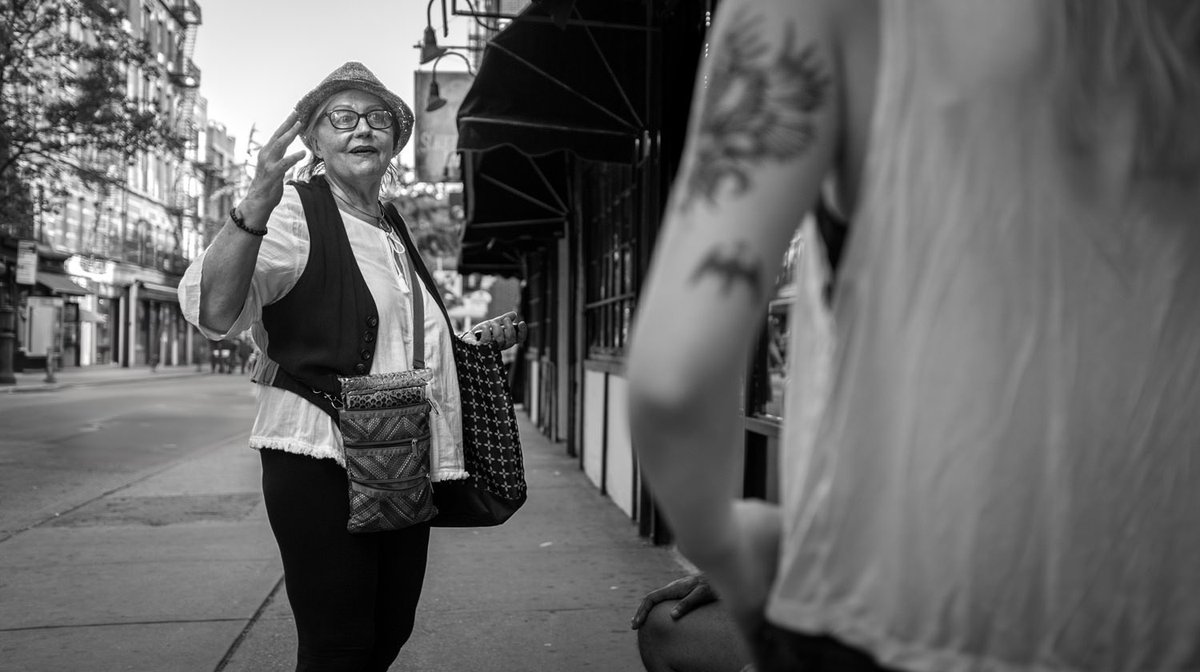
[414, 70, 474, 183]
[15, 240, 37, 285]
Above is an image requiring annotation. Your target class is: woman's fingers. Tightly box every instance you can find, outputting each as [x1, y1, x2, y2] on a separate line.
[281, 149, 307, 170]
[470, 313, 528, 349]
[245, 113, 307, 210]
[497, 315, 515, 343]
[276, 116, 304, 147]
[472, 321, 494, 343]
[268, 110, 301, 145]
[260, 123, 302, 165]
[258, 112, 303, 166]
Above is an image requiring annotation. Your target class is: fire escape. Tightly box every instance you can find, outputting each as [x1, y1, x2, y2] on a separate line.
[164, 0, 202, 273]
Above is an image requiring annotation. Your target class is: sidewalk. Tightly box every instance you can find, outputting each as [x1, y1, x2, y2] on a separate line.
[1, 362, 210, 393]
[0, 410, 685, 672]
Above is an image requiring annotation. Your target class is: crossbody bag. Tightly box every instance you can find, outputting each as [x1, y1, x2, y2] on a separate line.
[335, 258, 438, 534]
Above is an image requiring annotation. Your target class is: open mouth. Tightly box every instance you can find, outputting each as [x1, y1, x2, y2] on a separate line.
[349, 146, 379, 155]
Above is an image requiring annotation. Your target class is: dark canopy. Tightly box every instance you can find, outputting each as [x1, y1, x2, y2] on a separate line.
[455, 0, 650, 163]
[459, 147, 571, 277]
[455, 0, 653, 276]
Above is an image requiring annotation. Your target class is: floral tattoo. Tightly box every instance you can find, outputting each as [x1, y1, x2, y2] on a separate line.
[680, 9, 831, 210]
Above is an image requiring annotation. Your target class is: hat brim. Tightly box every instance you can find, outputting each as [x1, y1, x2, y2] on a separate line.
[295, 81, 414, 155]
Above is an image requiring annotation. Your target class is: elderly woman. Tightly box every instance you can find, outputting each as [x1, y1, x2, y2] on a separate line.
[180, 62, 524, 672]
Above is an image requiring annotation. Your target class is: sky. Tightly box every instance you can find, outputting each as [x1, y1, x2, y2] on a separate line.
[191, 0, 476, 170]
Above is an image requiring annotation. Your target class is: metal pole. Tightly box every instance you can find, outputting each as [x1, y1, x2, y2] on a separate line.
[43, 348, 56, 383]
[0, 293, 15, 384]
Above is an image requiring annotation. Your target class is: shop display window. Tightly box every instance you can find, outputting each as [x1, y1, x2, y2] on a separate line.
[582, 161, 640, 360]
[748, 226, 807, 420]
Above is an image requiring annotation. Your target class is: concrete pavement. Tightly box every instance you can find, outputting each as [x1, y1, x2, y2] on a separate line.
[0, 369, 684, 671]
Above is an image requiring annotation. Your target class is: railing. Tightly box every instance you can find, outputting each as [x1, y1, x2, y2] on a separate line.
[163, 0, 202, 26]
[168, 57, 201, 88]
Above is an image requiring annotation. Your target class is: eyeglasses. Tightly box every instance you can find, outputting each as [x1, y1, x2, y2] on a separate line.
[323, 108, 395, 131]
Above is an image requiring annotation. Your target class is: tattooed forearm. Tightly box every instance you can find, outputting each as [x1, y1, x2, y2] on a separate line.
[690, 241, 765, 299]
[676, 8, 831, 211]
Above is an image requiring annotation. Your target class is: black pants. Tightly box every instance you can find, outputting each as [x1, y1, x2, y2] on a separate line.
[751, 621, 900, 672]
[260, 449, 431, 672]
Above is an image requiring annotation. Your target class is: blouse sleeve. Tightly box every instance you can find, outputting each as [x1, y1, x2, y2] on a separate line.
[179, 185, 310, 340]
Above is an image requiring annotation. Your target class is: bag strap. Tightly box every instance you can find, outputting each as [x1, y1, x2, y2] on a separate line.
[384, 203, 453, 330]
[399, 235, 426, 370]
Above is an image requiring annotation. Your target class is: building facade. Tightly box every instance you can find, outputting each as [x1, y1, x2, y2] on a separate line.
[455, 0, 797, 542]
[2, 0, 214, 373]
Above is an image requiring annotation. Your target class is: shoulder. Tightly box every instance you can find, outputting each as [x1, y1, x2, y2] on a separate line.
[709, 0, 877, 95]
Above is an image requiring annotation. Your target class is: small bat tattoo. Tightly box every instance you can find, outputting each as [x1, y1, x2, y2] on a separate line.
[690, 242, 764, 298]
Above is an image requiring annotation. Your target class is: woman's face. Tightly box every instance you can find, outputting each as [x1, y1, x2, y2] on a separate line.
[308, 89, 396, 186]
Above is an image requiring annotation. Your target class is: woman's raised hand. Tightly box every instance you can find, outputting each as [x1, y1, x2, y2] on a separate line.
[241, 111, 308, 223]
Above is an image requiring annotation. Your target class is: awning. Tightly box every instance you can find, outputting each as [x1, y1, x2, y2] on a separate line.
[459, 147, 571, 277]
[37, 272, 91, 296]
[455, 0, 654, 276]
[138, 281, 180, 304]
[456, 0, 650, 163]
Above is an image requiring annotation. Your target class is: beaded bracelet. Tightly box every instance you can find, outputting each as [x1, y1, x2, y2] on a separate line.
[230, 206, 267, 236]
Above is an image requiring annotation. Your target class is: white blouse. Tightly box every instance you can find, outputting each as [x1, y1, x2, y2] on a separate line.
[179, 185, 467, 481]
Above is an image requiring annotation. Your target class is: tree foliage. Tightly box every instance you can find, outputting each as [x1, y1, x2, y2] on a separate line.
[0, 0, 184, 232]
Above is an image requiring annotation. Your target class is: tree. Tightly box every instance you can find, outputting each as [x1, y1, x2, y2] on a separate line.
[0, 0, 183, 235]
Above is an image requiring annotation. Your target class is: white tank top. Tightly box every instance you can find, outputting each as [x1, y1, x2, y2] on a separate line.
[767, 3, 1200, 671]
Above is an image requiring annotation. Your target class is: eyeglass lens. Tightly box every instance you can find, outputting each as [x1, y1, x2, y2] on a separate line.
[327, 109, 394, 130]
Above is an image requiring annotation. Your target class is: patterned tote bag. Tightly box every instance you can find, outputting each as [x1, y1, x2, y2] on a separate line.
[432, 336, 528, 527]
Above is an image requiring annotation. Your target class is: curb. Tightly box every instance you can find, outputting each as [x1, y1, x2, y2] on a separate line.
[0, 370, 211, 394]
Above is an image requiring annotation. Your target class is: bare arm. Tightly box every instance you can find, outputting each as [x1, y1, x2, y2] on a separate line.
[198, 112, 306, 333]
[626, 0, 841, 619]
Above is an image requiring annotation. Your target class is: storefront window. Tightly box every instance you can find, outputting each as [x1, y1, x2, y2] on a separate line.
[583, 161, 639, 360]
[95, 297, 113, 365]
[748, 225, 807, 420]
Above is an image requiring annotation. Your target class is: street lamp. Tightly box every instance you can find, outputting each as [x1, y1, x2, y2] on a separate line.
[533, 0, 577, 29]
[424, 51, 475, 113]
[419, 0, 448, 65]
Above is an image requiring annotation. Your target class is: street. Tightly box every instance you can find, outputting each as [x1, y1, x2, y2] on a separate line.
[0, 375, 256, 540]
[0, 371, 683, 672]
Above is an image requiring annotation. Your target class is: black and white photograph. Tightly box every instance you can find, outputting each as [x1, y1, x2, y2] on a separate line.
[2, 1, 1198, 671]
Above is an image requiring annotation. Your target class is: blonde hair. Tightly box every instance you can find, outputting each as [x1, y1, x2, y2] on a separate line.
[1048, 0, 1200, 183]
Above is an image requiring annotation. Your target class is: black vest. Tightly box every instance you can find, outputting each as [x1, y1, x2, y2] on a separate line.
[263, 175, 380, 420]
